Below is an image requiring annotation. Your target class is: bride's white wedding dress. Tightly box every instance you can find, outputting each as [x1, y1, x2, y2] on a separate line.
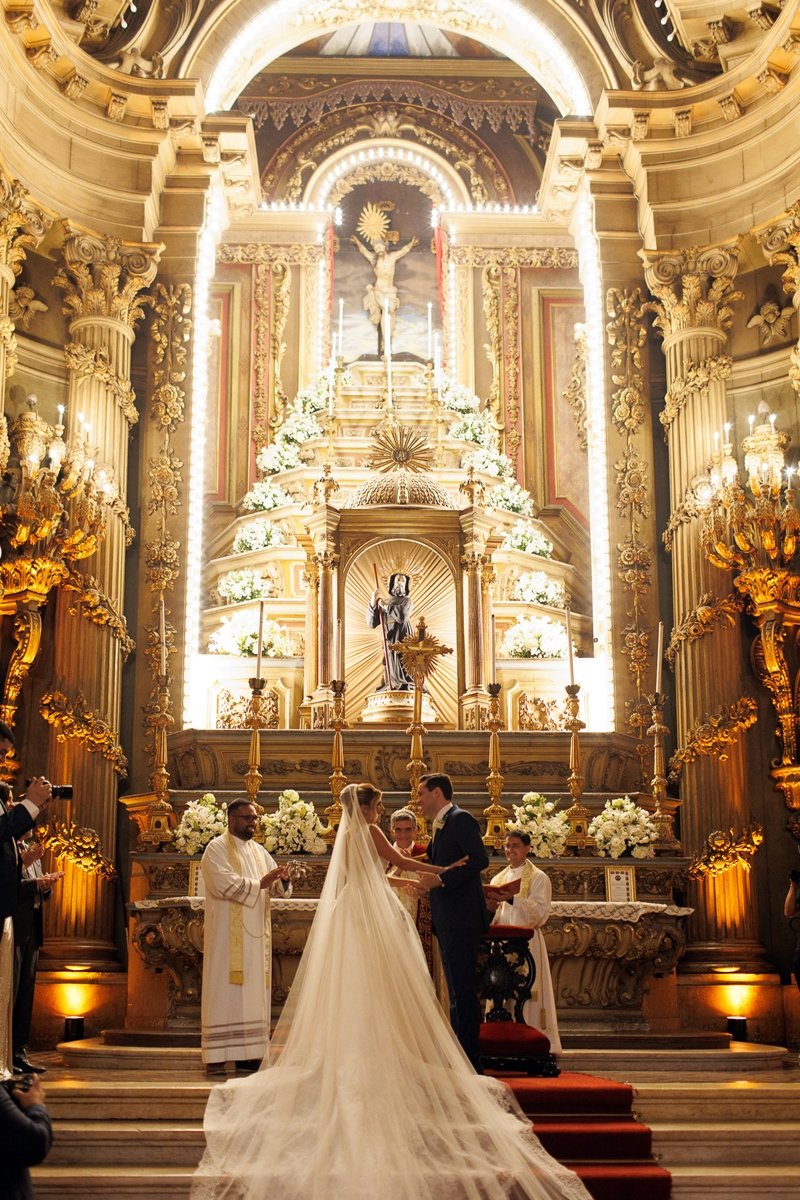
[191, 797, 591, 1200]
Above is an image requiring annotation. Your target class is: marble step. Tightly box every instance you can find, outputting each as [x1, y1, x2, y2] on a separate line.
[31, 1166, 193, 1199]
[58, 1039, 203, 1074]
[560, 1044, 791, 1080]
[669, 1165, 800, 1199]
[43, 1080, 211, 1121]
[651, 1121, 800, 1165]
[44, 1121, 203, 1167]
[633, 1080, 800, 1123]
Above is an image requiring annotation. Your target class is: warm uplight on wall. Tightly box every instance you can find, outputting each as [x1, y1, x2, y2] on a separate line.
[56, 982, 94, 1020]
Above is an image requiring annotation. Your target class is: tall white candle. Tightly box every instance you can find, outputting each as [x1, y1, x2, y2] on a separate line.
[565, 608, 575, 686]
[434, 335, 442, 405]
[427, 302, 433, 361]
[655, 620, 664, 694]
[338, 298, 344, 351]
[385, 303, 393, 409]
[159, 598, 167, 676]
[256, 600, 265, 680]
[335, 618, 342, 681]
[490, 614, 497, 686]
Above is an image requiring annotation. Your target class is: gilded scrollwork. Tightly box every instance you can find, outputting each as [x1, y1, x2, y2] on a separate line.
[561, 323, 587, 450]
[482, 265, 501, 426]
[666, 592, 740, 668]
[518, 694, 567, 732]
[217, 688, 279, 730]
[218, 243, 323, 267]
[668, 696, 758, 783]
[501, 266, 521, 461]
[687, 823, 764, 879]
[40, 818, 117, 879]
[451, 246, 578, 269]
[63, 341, 138, 424]
[40, 687, 129, 777]
[55, 228, 162, 329]
[326, 162, 443, 208]
[660, 354, 732, 436]
[640, 241, 742, 338]
[63, 568, 135, 659]
[0, 168, 53, 278]
[270, 260, 292, 433]
[0, 608, 41, 727]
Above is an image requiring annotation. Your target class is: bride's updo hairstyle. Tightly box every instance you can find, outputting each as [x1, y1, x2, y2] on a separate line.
[340, 782, 382, 817]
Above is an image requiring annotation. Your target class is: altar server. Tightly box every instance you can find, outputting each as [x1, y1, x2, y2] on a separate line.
[200, 799, 290, 1075]
[487, 830, 562, 1054]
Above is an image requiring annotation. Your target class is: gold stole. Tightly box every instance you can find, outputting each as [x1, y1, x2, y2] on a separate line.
[224, 833, 271, 988]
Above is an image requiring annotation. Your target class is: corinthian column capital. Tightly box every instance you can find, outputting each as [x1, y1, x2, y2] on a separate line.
[55, 223, 164, 327]
[753, 202, 800, 303]
[639, 238, 742, 338]
[0, 168, 53, 277]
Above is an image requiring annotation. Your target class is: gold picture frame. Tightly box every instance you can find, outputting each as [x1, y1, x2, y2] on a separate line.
[604, 864, 637, 903]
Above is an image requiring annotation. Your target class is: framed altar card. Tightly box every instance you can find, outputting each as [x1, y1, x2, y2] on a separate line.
[604, 865, 637, 903]
[188, 860, 202, 898]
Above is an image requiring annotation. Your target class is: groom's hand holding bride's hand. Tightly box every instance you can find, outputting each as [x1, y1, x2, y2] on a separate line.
[416, 855, 469, 890]
[261, 865, 291, 890]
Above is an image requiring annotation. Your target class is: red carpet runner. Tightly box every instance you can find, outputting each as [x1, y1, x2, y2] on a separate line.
[501, 1071, 671, 1200]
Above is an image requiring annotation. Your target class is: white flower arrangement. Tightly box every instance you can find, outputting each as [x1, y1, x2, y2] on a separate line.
[490, 480, 535, 517]
[173, 793, 227, 856]
[241, 479, 291, 513]
[260, 788, 327, 855]
[439, 378, 481, 413]
[216, 568, 271, 605]
[462, 446, 513, 479]
[256, 438, 304, 475]
[448, 410, 497, 449]
[208, 610, 294, 658]
[588, 796, 657, 860]
[279, 409, 323, 446]
[511, 570, 569, 609]
[499, 613, 568, 659]
[232, 519, 285, 555]
[502, 519, 554, 558]
[508, 792, 569, 858]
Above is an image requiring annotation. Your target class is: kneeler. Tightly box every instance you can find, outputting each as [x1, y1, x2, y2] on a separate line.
[477, 925, 560, 1078]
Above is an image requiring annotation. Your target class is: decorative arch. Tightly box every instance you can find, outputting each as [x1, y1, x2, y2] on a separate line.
[305, 140, 472, 210]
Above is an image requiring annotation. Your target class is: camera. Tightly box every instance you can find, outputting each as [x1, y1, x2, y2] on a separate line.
[790, 868, 800, 885]
[51, 784, 73, 800]
[1, 1074, 33, 1095]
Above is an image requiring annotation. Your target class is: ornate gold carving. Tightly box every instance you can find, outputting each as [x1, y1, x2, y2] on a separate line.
[40, 688, 128, 777]
[218, 243, 323, 266]
[753, 202, 800, 394]
[718, 93, 743, 122]
[8, 285, 48, 331]
[451, 246, 577, 269]
[562, 323, 587, 450]
[666, 593, 740, 668]
[674, 108, 693, 137]
[40, 818, 116, 879]
[217, 687, 279, 729]
[62, 568, 135, 659]
[687, 823, 764, 879]
[0, 168, 53, 277]
[482, 265, 501, 425]
[747, 300, 794, 345]
[518, 694, 566, 732]
[0, 608, 41, 727]
[660, 355, 732, 436]
[641, 241, 742, 338]
[662, 480, 710, 552]
[607, 288, 652, 762]
[106, 92, 128, 122]
[270, 260, 292, 433]
[327, 161, 443, 208]
[668, 697, 758, 783]
[55, 228, 162, 328]
[63, 341, 138, 425]
[62, 72, 89, 100]
[501, 265, 521, 461]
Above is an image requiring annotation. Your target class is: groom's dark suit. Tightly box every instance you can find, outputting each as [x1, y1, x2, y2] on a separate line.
[427, 804, 489, 1068]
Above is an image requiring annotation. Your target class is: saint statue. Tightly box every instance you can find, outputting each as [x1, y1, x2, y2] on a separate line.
[367, 573, 414, 691]
[350, 233, 419, 356]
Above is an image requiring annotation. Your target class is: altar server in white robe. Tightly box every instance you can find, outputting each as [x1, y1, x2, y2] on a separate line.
[487, 830, 562, 1055]
[200, 799, 290, 1074]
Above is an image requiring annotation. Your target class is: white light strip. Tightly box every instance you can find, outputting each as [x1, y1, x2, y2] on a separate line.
[439, 203, 539, 215]
[316, 144, 456, 209]
[259, 200, 336, 214]
[183, 183, 227, 727]
[448, 255, 457, 375]
[205, 0, 591, 118]
[317, 257, 327, 374]
[574, 185, 615, 729]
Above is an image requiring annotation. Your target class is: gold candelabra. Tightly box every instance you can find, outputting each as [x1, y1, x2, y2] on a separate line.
[562, 683, 594, 853]
[701, 411, 800, 834]
[323, 678, 348, 844]
[0, 396, 116, 743]
[393, 617, 453, 840]
[647, 690, 680, 851]
[139, 670, 176, 849]
[482, 682, 511, 851]
[244, 676, 267, 804]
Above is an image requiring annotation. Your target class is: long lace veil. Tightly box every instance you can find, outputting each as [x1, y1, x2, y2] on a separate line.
[191, 793, 590, 1200]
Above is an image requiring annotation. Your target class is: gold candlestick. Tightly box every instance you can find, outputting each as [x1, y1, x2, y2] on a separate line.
[647, 690, 680, 850]
[563, 683, 594, 854]
[139, 671, 176, 849]
[483, 682, 510, 851]
[244, 676, 266, 804]
[323, 678, 348, 844]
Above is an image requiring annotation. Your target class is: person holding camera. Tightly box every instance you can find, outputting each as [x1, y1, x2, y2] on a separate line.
[0, 1074, 53, 1199]
[0, 723, 53, 1078]
[784, 865, 800, 991]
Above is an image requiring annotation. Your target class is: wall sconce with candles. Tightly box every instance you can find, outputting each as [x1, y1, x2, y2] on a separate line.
[701, 407, 800, 836]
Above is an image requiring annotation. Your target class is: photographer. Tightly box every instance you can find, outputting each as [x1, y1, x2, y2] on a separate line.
[784, 866, 800, 991]
[0, 1075, 53, 1199]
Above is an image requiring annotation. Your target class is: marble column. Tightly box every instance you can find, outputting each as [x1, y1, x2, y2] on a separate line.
[43, 228, 161, 968]
[641, 241, 766, 969]
[0, 167, 52, 420]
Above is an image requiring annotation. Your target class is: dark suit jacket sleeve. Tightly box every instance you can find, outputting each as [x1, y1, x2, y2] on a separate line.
[0, 1090, 53, 1166]
[0, 806, 34, 845]
[438, 811, 489, 892]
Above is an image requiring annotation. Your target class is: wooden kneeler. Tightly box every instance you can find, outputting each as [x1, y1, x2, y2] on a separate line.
[477, 925, 560, 1078]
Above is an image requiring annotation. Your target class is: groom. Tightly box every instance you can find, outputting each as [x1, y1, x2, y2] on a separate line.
[416, 773, 488, 1069]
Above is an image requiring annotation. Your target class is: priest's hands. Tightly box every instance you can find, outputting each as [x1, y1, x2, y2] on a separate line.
[260, 865, 291, 890]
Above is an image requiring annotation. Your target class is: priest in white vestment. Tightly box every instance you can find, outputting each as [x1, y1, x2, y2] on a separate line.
[487, 830, 562, 1055]
[200, 799, 291, 1073]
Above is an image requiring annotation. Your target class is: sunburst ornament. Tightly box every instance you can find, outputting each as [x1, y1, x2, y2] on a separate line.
[356, 203, 391, 246]
[368, 424, 434, 475]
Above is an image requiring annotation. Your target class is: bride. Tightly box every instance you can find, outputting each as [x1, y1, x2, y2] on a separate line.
[191, 783, 590, 1200]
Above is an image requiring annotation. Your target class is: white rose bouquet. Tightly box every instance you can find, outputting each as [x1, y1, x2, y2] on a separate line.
[232, 518, 285, 555]
[208, 611, 294, 658]
[588, 796, 657, 859]
[508, 792, 568, 858]
[499, 613, 567, 659]
[462, 446, 514, 479]
[260, 789, 327, 855]
[241, 479, 291, 513]
[173, 793, 227, 856]
[510, 570, 569, 609]
[216, 568, 271, 604]
[502, 520, 554, 558]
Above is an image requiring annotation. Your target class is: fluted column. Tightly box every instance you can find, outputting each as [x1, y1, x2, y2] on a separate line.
[641, 241, 766, 969]
[0, 167, 52, 417]
[463, 552, 485, 691]
[302, 557, 320, 700]
[316, 551, 337, 690]
[43, 228, 161, 968]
